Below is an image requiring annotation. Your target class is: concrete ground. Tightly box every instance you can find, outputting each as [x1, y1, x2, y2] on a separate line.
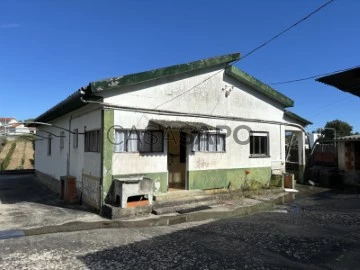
[0, 173, 328, 235]
[1, 186, 360, 269]
[0, 174, 105, 231]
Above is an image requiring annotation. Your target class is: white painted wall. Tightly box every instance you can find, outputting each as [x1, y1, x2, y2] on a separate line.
[104, 67, 303, 175]
[35, 104, 102, 184]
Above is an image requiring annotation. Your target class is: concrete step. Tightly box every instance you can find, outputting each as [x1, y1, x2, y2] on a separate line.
[152, 200, 218, 215]
[153, 195, 218, 208]
[153, 188, 229, 201]
[153, 190, 206, 201]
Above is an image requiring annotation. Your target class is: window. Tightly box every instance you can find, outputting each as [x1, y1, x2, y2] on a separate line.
[85, 130, 101, 152]
[250, 132, 269, 156]
[141, 130, 164, 153]
[73, 129, 78, 149]
[192, 132, 225, 152]
[60, 131, 65, 150]
[47, 136, 52, 156]
[114, 129, 164, 153]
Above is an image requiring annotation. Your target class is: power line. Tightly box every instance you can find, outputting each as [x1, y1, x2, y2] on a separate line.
[240, 0, 335, 61]
[269, 65, 360, 85]
[154, 0, 335, 110]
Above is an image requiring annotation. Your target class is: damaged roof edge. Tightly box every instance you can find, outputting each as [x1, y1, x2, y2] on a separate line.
[33, 86, 94, 124]
[284, 110, 312, 126]
[225, 66, 294, 108]
[89, 53, 241, 92]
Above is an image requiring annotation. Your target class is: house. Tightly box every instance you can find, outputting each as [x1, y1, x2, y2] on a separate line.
[32, 53, 311, 214]
[0, 118, 34, 136]
[317, 68, 360, 185]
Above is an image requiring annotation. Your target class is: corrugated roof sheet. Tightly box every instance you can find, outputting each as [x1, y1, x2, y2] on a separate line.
[316, 67, 360, 97]
[337, 135, 360, 141]
[150, 120, 217, 132]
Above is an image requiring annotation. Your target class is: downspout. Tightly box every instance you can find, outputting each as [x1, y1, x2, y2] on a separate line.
[99, 109, 104, 213]
[66, 116, 72, 176]
[80, 94, 104, 213]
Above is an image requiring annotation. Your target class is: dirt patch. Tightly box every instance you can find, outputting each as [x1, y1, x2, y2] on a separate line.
[7, 141, 26, 170]
[0, 142, 12, 159]
[23, 141, 35, 169]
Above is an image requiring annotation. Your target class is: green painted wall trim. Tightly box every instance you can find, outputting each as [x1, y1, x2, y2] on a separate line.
[113, 172, 168, 193]
[102, 109, 114, 203]
[90, 53, 240, 92]
[188, 167, 272, 190]
[284, 110, 312, 126]
[225, 66, 294, 108]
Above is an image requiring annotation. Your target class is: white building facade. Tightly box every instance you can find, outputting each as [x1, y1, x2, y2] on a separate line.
[33, 53, 311, 212]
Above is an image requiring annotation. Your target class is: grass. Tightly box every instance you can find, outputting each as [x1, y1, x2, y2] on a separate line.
[0, 142, 16, 170]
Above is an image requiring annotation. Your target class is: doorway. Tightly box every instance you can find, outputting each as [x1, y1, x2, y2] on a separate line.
[167, 131, 187, 190]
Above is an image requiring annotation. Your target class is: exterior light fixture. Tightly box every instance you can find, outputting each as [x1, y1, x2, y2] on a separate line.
[222, 85, 234, 97]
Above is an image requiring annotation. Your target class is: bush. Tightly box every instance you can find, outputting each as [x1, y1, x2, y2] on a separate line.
[0, 142, 16, 170]
[269, 174, 282, 187]
[1, 137, 7, 146]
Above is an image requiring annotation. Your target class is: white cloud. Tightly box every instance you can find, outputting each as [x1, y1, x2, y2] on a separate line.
[0, 23, 20, 28]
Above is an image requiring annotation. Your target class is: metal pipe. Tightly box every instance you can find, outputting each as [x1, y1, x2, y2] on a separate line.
[80, 97, 307, 133]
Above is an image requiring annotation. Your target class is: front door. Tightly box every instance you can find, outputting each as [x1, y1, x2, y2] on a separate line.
[168, 131, 187, 190]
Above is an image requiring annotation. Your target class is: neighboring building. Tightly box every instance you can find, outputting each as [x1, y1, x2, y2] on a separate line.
[337, 135, 360, 185]
[32, 53, 311, 213]
[0, 118, 34, 136]
[317, 67, 360, 97]
[308, 133, 322, 149]
[317, 68, 360, 185]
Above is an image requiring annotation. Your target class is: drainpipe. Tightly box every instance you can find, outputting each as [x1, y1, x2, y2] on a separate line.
[67, 116, 72, 176]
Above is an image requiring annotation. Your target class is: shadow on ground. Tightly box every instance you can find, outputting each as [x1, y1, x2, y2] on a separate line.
[76, 187, 360, 269]
[0, 173, 89, 211]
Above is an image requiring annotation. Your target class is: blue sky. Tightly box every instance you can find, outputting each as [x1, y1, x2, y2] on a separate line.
[1, 0, 359, 132]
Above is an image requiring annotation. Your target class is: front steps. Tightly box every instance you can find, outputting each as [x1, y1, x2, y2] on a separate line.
[152, 189, 232, 215]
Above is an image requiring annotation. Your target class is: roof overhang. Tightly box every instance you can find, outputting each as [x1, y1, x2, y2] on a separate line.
[150, 120, 217, 132]
[316, 67, 360, 97]
[225, 66, 294, 108]
[284, 110, 312, 126]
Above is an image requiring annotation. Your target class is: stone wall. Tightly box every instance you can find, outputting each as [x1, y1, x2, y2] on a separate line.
[35, 170, 60, 194]
[81, 173, 101, 210]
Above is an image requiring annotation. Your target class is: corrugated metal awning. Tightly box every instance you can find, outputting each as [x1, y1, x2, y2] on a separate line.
[337, 135, 360, 142]
[150, 119, 217, 132]
[316, 67, 360, 98]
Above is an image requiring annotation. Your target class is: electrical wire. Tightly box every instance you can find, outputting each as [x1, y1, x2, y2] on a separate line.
[269, 65, 360, 85]
[154, 0, 335, 110]
[240, 0, 335, 61]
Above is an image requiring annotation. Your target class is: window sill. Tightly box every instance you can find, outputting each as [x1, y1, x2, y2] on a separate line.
[114, 151, 165, 154]
[192, 151, 226, 153]
[249, 155, 270, 158]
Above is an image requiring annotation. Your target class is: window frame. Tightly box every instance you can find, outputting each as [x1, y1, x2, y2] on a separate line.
[249, 131, 269, 157]
[192, 132, 226, 153]
[47, 135, 52, 156]
[84, 129, 101, 153]
[60, 131, 65, 150]
[73, 128, 78, 149]
[114, 129, 164, 153]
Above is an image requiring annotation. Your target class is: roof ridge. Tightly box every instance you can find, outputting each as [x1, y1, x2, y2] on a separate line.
[90, 53, 240, 92]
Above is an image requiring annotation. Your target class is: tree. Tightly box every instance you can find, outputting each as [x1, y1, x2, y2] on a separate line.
[323, 119, 353, 139]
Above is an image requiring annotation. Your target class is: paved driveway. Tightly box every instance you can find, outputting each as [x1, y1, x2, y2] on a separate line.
[0, 174, 104, 230]
[1, 187, 360, 269]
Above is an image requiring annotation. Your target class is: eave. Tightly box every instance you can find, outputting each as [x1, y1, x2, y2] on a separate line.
[225, 66, 294, 108]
